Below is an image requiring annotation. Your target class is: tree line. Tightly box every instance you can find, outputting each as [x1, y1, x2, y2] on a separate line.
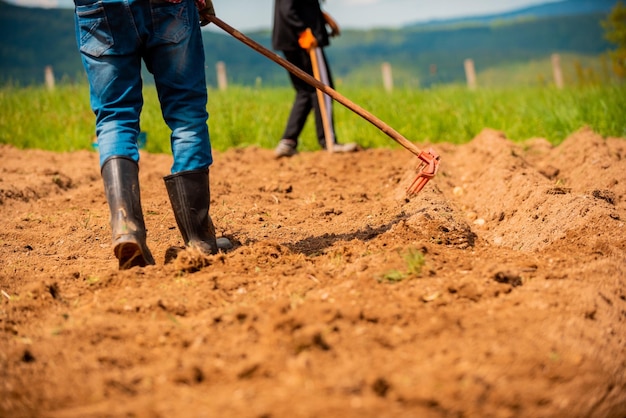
[0, 0, 618, 88]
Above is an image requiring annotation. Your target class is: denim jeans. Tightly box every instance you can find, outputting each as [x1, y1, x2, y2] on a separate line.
[74, 0, 212, 173]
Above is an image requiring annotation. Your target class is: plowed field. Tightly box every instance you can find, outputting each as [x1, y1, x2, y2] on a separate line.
[1, 128, 625, 417]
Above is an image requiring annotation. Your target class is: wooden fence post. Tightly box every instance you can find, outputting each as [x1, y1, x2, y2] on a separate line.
[381, 62, 393, 93]
[551, 53, 564, 89]
[464, 59, 477, 90]
[216, 61, 227, 91]
[44, 65, 55, 91]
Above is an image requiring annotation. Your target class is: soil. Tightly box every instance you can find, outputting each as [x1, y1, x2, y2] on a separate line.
[1, 127, 625, 418]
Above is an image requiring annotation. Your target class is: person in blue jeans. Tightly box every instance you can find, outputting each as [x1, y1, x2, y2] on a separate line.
[74, 0, 227, 269]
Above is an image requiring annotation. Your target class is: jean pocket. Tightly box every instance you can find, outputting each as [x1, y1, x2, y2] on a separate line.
[151, 1, 190, 44]
[75, 1, 114, 57]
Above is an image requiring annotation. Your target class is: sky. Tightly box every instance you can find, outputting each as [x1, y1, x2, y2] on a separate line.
[7, 0, 562, 30]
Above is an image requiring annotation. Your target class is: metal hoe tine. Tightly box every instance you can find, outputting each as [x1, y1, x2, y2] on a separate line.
[406, 148, 440, 195]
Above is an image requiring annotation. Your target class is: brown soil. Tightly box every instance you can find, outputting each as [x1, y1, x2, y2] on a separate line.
[1, 128, 625, 418]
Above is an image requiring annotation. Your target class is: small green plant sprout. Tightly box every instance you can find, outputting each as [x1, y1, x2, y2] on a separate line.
[85, 276, 100, 286]
[377, 247, 426, 283]
[404, 247, 425, 277]
[378, 269, 407, 283]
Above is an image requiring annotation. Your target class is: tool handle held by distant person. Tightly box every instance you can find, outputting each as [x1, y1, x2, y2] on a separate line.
[309, 47, 335, 153]
[207, 15, 440, 194]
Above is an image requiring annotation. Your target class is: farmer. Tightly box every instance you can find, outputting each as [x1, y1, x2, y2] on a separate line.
[73, 0, 227, 269]
[272, 0, 358, 158]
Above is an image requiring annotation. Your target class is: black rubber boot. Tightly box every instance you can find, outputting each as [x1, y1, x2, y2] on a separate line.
[164, 169, 219, 257]
[101, 157, 156, 270]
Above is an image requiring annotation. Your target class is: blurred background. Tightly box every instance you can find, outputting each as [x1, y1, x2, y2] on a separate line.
[0, 0, 623, 89]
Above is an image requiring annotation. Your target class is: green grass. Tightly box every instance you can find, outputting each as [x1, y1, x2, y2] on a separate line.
[1, 83, 624, 155]
[477, 53, 616, 87]
[404, 247, 425, 276]
[377, 247, 426, 283]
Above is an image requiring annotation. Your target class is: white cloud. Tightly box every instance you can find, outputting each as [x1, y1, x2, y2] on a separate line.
[342, 0, 381, 5]
[5, 0, 564, 30]
[7, 0, 71, 7]
[10, 0, 59, 7]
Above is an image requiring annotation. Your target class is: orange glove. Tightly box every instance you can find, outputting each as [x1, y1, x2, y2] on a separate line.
[323, 12, 341, 37]
[298, 28, 318, 50]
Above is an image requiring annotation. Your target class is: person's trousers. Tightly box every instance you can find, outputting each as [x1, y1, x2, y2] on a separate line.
[281, 48, 337, 148]
[74, 0, 212, 173]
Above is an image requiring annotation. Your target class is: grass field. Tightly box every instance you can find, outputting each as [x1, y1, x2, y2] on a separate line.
[0, 83, 624, 155]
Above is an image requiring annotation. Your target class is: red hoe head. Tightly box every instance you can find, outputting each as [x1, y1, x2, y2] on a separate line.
[406, 148, 440, 196]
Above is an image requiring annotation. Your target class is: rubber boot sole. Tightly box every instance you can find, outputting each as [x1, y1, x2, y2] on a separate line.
[114, 239, 155, 270]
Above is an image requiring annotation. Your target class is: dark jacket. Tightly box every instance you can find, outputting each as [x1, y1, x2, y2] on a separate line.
[272, 0, 330, 51]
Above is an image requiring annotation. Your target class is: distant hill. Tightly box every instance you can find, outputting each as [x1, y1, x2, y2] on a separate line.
[0, 0, 619, 87]
[0, 1, 82, 84]
[409, 0, 619, 28]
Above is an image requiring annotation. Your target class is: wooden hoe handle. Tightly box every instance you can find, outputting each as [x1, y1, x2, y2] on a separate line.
[208, 16, 440, 194]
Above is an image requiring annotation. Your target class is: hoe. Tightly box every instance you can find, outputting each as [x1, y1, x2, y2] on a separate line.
[208, 16, 440, 195]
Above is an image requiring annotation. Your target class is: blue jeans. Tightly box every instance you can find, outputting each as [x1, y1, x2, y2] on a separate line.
[74, 0, 212, 173]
